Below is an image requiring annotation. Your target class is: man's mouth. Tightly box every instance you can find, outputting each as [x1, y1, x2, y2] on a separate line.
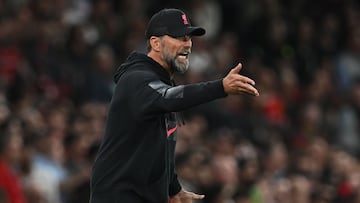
[177, 51, 190, 59]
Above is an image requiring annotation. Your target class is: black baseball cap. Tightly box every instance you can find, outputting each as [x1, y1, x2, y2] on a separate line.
[145, 8, 206, 39]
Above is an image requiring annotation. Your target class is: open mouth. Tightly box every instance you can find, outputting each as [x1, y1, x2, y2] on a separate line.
[177, 51, 190, 59]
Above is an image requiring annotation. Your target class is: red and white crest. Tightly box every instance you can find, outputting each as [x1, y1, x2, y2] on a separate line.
[181, 14, 189, 25]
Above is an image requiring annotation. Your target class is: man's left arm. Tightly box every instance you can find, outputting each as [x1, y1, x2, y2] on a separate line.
[169, 173, 182, 197]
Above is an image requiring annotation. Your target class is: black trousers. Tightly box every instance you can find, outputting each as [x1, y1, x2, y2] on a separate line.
[90, 191, 162, 203]
[89, 192, 150, 203]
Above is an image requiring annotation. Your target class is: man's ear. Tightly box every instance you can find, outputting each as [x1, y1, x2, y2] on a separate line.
[150, 36, 161, 52]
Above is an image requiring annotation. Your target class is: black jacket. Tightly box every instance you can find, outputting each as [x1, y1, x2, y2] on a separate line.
[90, 52, 227, 203]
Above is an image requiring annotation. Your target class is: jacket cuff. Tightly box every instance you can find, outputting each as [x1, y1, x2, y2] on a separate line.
[213, 79, 227, 97]
[169, 175, 182, 196]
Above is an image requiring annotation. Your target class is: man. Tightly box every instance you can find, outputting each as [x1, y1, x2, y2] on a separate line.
[90, 8, 259, 203]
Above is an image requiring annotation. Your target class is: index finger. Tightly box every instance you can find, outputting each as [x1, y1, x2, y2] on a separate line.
[237, 75, 256, 86]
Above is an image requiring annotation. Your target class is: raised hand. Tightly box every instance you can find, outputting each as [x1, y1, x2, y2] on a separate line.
[222, 63, 259, 96]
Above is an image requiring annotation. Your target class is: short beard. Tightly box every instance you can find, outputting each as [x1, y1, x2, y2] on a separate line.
[161, 41, 189, 74]
[169, 56, 189, 74]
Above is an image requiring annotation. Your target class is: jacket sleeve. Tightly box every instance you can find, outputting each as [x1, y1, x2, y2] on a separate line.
[168, 173, 182, 196]
[126, 70, 228, 116]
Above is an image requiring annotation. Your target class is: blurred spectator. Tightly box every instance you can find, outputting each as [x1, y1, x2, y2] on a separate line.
[84, 44, 115, 102]
[336, 24, 360, 93]
[61, 133, 92, 203]
[335, 78, 360, 157]
[0, 120, 27, 203]
[189, 0, 222, 41]
[26, 130, 66, 203]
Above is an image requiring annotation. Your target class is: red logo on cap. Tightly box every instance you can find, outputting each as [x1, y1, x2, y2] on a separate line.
[182, 14, 189, 25]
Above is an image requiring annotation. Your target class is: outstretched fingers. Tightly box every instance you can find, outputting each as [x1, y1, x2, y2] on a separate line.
[190, 193, 205, 200]
[238, 75, 256, 86]
[232, 75, 259, 96]
[238, 82, 259, 96]
[223, 63, 260, 96]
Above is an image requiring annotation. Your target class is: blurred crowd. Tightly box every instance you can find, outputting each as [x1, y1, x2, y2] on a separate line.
[0, 0, 360, 203]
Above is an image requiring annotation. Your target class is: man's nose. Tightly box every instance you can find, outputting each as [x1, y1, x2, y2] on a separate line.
[184, 39, 192, 48]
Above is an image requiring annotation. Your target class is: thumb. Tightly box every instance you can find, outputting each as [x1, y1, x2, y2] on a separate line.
[230, 63, 242, 74]
[191, 193, 205, 200]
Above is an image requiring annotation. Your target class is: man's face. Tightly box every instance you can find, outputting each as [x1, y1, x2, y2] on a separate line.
[160, 35, 192, 73]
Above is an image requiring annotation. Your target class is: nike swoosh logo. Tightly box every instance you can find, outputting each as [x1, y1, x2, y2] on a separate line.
[167, 126, 177, 137]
